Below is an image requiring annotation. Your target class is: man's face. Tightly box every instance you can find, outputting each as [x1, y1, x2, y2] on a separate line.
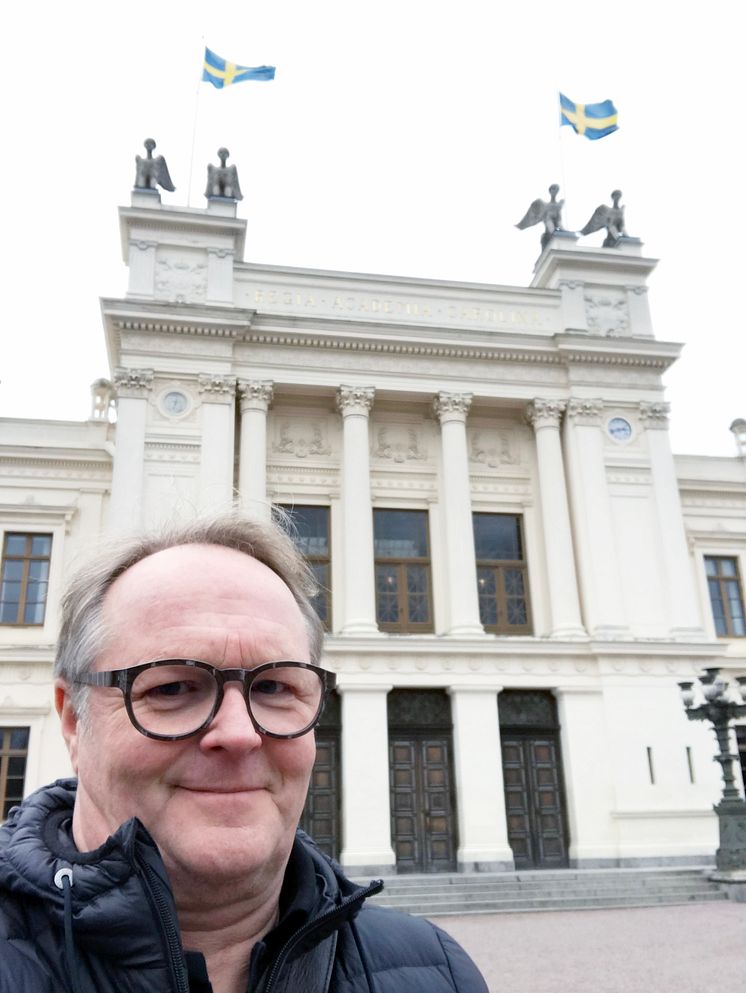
[55, 544, 316, 891]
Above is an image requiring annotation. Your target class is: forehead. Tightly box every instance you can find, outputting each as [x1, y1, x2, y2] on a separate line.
[99, 543, 309, 664]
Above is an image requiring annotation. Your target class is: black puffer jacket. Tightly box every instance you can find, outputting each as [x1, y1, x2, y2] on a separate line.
[0, 781, 487, 993]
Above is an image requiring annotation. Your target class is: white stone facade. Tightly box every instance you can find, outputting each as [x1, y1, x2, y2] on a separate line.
[2, 191, 745, 874]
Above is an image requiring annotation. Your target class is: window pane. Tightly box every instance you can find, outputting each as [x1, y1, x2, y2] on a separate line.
[30, 536, 52, 557]
[1, 599, 20, 623]
[280, 506, 329, 557]
[477, 568, 498, 626]
[27, 560, 50, 582]
[473, 514, 522, 561]
[406, 566, 430, 623]
[721, 558, 738, 577]
[374, 510, 428, 558]
[24, 599, 47, 625]
[9, 728, 29, 749]
[376, 565, 400, 623]
[309, 562, 330, 626]
[4, 535, 27, 556]
[504, 569, 525, 596]
[705, 557, 717, 577]
[2, 561, 23, 582]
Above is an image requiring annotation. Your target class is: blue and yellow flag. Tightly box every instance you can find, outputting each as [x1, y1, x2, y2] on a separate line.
[560, 94, 618, 140]
[202, 48, 275, 89]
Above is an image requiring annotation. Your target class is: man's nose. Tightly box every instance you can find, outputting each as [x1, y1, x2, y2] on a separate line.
[199, 683, 262, 752]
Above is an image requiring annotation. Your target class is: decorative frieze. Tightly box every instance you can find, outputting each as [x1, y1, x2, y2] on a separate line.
[238, 380, 273, 413]
[198, 374, 237, 403]
[566, 398, 604, 426]
[336, 385, 375, 416]
[526, 398, 566, 430]
[113, 367, 154, 398]
[639, 401, 670, 429]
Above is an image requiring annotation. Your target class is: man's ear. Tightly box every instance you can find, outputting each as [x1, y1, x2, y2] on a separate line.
[54, 679, 80, 773]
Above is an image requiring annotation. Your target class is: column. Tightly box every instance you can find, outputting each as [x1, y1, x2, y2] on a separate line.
[555, 688, 618, 866]
[338, 685, 396, 873]
[197, 374, 236, 511]
[108, 368, 153, 534]
[449, 686, 514, 870]
[640, 402, 705, 638]
[564, 399, 629, 639]
[433, 393, 483, 636]
[336, 386, 379, 635]
[238, 380, 273, 520]
[526, 399, 586, 638]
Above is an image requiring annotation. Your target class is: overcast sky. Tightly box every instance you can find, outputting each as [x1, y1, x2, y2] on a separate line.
[2, 1, 742, 456]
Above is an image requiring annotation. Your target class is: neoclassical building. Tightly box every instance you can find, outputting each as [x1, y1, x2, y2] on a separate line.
[2, 184, 746, 875]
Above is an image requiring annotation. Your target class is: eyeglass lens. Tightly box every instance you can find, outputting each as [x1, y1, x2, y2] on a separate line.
[129, 664, 324, 737]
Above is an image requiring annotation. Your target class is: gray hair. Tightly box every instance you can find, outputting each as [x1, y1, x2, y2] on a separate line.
[55, 511, 325, 716]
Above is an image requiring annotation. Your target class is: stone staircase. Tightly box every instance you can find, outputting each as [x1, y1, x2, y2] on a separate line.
[363, 867, 726, 916]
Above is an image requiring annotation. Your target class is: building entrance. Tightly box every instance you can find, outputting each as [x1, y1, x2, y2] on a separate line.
[499, 690, 569, 869]
[388, 689, 458, 873]
[300, 691, 340, 859]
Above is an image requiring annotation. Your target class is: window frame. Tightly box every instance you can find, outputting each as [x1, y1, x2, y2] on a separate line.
[704, 554, 746, 638]
[473, 512, 532, 635]
[374, 508, 434, 634]
[0, 726, 30, 819]
[0, 532, 53, 627]
[276, 505, 332, 631]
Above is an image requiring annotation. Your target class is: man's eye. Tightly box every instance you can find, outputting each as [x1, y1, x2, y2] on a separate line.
[150, 681, 191, 698]
[254, 679, 286, 696]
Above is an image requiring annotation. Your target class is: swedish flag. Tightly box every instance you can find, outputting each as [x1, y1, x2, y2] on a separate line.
[202, 48, 275, 89]
[560, 94, 618, 140]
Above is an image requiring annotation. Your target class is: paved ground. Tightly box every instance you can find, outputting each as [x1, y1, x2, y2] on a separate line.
[431, 902, 746, 993]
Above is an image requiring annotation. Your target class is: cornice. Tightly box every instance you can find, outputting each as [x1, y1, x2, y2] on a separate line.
[247, 328, 565, 364]
[101, 298, 255, 340]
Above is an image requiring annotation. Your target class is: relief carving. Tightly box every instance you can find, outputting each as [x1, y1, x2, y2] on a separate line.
[273, 419, 331, 460]
[585, 294, 630, 336]
[373, 425, 426, 464]
[155, 257, 208, 304]
[469, 429, 519, 468]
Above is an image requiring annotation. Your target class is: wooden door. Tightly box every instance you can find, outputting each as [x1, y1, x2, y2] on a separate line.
[300, 732, 340, 858]
[389, 734, 457, 873]
[502, 733, 568, 869]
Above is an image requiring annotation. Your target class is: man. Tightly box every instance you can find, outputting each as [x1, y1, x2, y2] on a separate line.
[0, 513, 487, 993]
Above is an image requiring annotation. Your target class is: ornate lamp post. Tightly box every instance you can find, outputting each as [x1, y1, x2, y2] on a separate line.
[678, 668, 746, 874]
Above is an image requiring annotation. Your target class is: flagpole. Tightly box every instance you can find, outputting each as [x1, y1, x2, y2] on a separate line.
[186, 40, 205, 207]
[557, 92, 570, 231]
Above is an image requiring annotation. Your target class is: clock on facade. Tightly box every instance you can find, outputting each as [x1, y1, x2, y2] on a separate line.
[161, 390, 189, 416]
[607, 417, 633, 442]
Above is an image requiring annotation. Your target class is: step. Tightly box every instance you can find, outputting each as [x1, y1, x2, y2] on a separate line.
[377, 891, 728, 917]
[356, 867, 726, 915]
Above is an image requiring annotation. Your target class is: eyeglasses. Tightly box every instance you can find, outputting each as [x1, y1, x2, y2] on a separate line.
[73, 660, 336, 741]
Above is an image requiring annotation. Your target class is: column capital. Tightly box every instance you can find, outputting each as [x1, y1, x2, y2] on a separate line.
[639, 400, 670, 429]
[238, 379, 274, 413]
[113, 367, 154, 399]
[526, 398, 566, 430]
[336, 385, 375, 416]
[433, 391, 472, 423]
[566, 398, 604, 426]
[198, 374, 237, 404]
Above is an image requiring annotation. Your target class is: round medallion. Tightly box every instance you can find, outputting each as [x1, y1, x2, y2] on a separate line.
[161, 390, 189, 416]
[607, 416, 632, 442]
